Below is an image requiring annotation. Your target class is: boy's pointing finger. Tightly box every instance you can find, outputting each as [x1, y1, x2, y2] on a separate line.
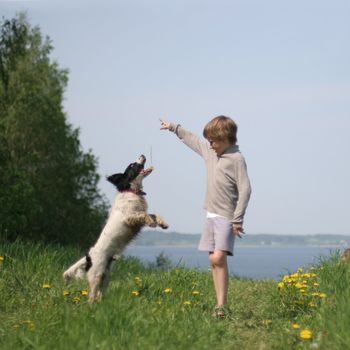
[159, 118, 170, 130]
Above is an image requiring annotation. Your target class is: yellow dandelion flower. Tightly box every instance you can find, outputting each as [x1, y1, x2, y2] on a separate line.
[319, 293, 327, 299]
[134, 276, 142, 284]
[295, 282, 303, 289]
[156, 300, 162, 304]
[300, 289, 306, 293]
[0, 256, 4, 262]
[72, 296, 81, 303]
[300, 329, 312, 340]
[192, 290, 200, 295]
[132, 290, 140, 296]
[313, 283, 320, 286]
[278, 282, 284, 289]
[183, 300, 191, 305]
[42, 283, 51, 289]
[63, 290, 70, 296]
[262, 319, 272, 326]
[164, 288, 172, 294]
[81, 290, 88, 296]
[312, 292, 320, 297]
[309, 302, 316, 308]
[23, 320, 35, 330]
[292, 323, 300, 329]
[15, 320, 34, 331]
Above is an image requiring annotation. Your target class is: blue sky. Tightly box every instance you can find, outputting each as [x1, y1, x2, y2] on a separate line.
[1, 0, 350, 234]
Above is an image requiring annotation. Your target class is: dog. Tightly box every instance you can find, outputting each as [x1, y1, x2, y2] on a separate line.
[63, 154, 168, 303]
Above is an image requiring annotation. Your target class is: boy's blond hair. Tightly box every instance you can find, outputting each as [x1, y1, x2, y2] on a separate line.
[203, 116, 237, 145]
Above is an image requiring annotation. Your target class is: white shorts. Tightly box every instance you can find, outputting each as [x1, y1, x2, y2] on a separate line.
[198, 215, 235, 256]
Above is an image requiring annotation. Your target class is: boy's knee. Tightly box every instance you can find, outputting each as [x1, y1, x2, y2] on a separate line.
[209, 251, 227, 267]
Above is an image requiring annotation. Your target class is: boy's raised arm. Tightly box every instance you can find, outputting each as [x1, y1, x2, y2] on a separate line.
[159, 118, 209, 158]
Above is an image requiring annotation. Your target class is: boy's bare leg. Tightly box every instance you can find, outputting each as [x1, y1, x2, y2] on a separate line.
[209, 250, 229, 307]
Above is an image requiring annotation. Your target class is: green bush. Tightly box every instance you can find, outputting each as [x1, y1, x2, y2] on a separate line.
[0, 14, 108, 247]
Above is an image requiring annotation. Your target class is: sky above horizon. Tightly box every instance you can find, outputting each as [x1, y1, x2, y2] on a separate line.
[1, 0, 350, 235]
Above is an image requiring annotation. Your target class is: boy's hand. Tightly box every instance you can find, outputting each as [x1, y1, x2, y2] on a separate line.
[159, 118, 171, 130]
[232, 224, 245, 238]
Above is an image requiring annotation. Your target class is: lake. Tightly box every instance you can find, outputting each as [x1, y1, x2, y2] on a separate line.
[124, 245, 342, 279]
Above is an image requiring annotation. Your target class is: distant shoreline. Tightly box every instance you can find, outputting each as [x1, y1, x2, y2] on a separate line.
[133, 231, 350, 248]
[131, 244, 346, 248]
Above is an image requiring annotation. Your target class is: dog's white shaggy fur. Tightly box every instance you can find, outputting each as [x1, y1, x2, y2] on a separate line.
[63, 155, 168, 303]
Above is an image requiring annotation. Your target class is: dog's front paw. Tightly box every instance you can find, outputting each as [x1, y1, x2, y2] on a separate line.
[156, 215, 168, 229]
[159, 222, 169, 229]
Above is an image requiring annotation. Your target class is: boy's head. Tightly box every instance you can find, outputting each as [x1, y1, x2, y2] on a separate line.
[203, 115, 237, 145]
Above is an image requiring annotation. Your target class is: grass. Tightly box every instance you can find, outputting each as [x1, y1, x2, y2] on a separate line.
[0, 240, 349, 350]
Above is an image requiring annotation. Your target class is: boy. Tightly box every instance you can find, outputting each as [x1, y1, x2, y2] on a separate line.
[159, 116, 251, 318]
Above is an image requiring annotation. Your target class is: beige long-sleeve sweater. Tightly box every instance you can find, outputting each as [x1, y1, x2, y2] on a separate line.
[169, 124, 252, 225]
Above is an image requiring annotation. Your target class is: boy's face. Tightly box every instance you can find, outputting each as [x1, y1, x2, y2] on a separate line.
[208, 138, 232, 156]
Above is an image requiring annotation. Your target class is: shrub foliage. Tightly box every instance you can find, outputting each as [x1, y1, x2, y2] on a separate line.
[0, 14, 108, 246]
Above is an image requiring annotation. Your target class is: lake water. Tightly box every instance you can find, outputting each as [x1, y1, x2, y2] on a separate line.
[124, 245, 341, 279]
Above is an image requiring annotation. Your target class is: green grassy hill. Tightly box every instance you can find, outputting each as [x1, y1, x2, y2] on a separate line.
[1, 240, 349, 349]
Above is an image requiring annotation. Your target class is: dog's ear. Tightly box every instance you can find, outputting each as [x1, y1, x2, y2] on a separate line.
[107, 173, 130, 191]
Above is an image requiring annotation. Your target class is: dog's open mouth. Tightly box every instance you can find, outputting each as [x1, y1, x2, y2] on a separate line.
[140, 166, 154, 176]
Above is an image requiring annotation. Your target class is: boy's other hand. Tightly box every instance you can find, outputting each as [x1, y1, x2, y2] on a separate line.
[232, 224, 245, 238]
[159, 118, 171, 130]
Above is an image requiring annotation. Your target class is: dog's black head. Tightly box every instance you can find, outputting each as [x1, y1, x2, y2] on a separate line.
[107, 154, 153, 194]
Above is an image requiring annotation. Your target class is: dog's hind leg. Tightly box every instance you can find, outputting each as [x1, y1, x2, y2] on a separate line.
[100, 262, 113, 297]
[63, 257, 88, 282]
[87, 272, 102, 304]
[87, 257, 115, 303]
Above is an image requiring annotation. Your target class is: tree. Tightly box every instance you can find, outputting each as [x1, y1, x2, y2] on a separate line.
[0, 13, 109, 247]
